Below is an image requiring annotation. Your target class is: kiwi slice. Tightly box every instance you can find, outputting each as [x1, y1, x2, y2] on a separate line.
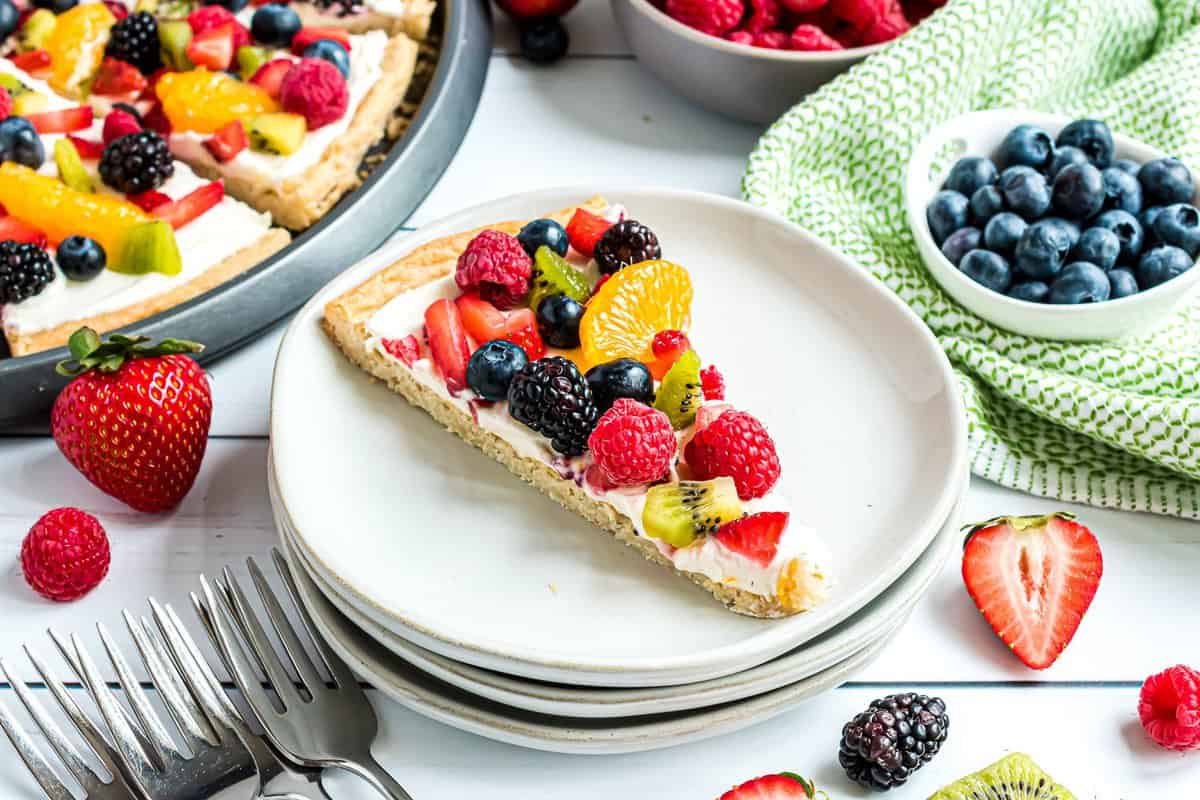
[642, 477, 742, 548]
[528, 245, 591, 311]
[247, 113, 307, 156]
[928, 754, 1075, 800]
[54, 139, 94, 194]
[19, 9, 55, 53]
[236, 46, 269, 81]
[112, 221, 182, 277]
[158, 20, 194, 72]
[0, 74, 31, 97]
[12, 92, 47, 116]
[653, 349, 702, 429]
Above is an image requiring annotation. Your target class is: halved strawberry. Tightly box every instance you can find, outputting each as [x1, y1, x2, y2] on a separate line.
[961, 512, 1103, 670]
[0, 216, 47, 248]
[455, 293, 545, 359]
[381, 335, 421, 367]
[719, 772, 817, 800]
[128, 190, 171, 212]
[424, 298, 471, 392]
[25, 106, 93, 134]
[500, 307, 546, 360]
[565, 207, 612, 258]
[714, 512, 788, 567]
[151, 181, 225, 229]
[249, 59, 295, 100]
[204, 119, 247, 163]
[10, 50, 50, 73]
[91, 57, 148, 96]
[291, 27, 352, 55]
[186, 5, 251, 49]
[102, 108, 142, 144]
[186, 22, 236, 71]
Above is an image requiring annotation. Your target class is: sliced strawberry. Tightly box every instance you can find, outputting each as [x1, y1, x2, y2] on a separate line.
[291, 27, 352, 55]
[186, 22, 236, 71]
[0, 216, 47, 248]
[102, 108, 142, 144]
[128, 190, 172, 212]
[455, 291, 506, 344]
[102, 0, 128, 19]
[565, 207, 612, 258]
[204, 119, 247, 163]
[91, 57, 148, 96]
[719, 772, 816, 800]
[10, 50, 50, 73]
[186, 6, 251, 49]
[249, 59, 295, 100]
[381, 335, 421, 367]
[67, 135, 105, 159]
[423, 298, 471, 392]
[961, 512, 1103, 670]
[25, 106, 93, 134]
[714, 512, 789, 567]
[151, 181, 225, 229]
[500, 307, 546, 360]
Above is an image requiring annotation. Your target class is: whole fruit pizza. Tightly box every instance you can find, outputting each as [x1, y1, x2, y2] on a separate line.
[324, 197, 833, 617]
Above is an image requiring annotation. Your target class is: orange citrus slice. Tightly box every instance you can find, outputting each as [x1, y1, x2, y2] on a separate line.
[46, 4, 115, 95]
[157, 69, 279, 134]
[580, 260, 693, 372]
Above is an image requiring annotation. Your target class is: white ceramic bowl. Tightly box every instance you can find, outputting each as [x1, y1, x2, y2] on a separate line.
[906, 109, 1200, 341]
[610, 0, 884, 124]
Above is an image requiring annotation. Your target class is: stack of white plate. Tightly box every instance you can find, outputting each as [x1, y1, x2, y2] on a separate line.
[267, 189, 970, 755]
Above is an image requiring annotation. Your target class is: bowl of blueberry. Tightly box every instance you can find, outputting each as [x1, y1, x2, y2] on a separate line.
[906, 110, 1200, 341]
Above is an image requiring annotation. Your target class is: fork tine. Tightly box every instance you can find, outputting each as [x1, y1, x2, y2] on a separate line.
[220, 566, 305, 707]
[247, 555, 328, 693]
[124, 609, 216, 751]
[0, 693, 75, 800]
[150, 598, 242, 730]
[95, 622, 184, 765]
[0, 657, 97, 788]
[271, 548, 359, 690]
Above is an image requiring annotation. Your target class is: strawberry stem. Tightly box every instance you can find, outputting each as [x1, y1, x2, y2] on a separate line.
[56, 326, 204, 376]
[960, 511, 1077, 547]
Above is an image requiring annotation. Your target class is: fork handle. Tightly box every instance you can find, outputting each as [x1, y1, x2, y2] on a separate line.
[338, 755, 414, 800]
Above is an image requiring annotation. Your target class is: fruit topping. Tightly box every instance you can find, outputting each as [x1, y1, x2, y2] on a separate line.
[102, 107, 142, 144]
[246, 112, 306, 155]
[57, 235, 106, 281]
[26, 105, 93, 134]
[839, 693, 949, 791]
[20, 508, 110, 602]
[1138, 664, 1200, 751]
[236, 45, 270, 80]
[150, 180, 224, 230]
[700, 364, 725, 400]
[187, 5, 251, 50]
[685, 408, 780, 500]
[456, 292, 547, 360]
[519, 18, 569, 64]
[466, 339, 529, 401]
[279, 57, 348, 130]
[0, 0, 17, 40]
[251, 3, 301, 47]
[536, 294, 584, 348]
[585, 358, 654, 413]
[641, 477, 741, 548]
[0, 116, 44, 169]
[53, 137, 94, 193]
[128, 189, 171, 212]
[927, 753, 1074, 800]
[527, 244, 590, 312]
[961, 512, 1102, 670]
[0, 87, 10, 120]
[647, 349, 700, 432]
[186, 21, 237, 70]
[303, 39, 350, 78]
[714, 511, 787, 566]
[594, 219, 662, 275]
[204, 118, 248, 163]
[12, 90, 49, 117]
[44, 3, 113, 94]
[249, 58, 294, 99]
[105, 10, 160, 75]
[290, 26, 351, 55]
[99, 130, 173, 194]
[517, 218, 569, 259]
[157, 19, 194, 71]
[0, 240, 55, 304]
[455, 229, 533, 310]
[649, 328, 690, 380]
[507, 356, 598, 456]
[424, 297, 471, 392]
[157, 69, 279, 134]
[664, 0, 744, 36]
[0, 216, 48, 247]
[381, 334, 420, 367]
[579, 259, 692, 371]
[1139, 157, 1195, 206]
[10, 49, 52, 73]
[789, 23, 842, 50]
[91, 57, 148, 96]
[565, 207, 611, 258]
[18, 10, 56, 55]
[718, 772, 818, 800]
[111, 219, 182, 276]
[588, 398, 675, 487]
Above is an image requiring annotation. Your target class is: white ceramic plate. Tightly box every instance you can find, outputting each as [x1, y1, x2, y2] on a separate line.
[272, 454, 966, 718]
[270, 187, 967, 687]
[281, 531, 899, 755]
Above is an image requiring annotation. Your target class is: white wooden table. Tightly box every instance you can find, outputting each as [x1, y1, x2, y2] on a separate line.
[2, 5, 1199, 796]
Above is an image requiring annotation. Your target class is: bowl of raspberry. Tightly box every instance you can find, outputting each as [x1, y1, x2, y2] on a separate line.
[611, 0, 943, 124]
[907, 109, 1200, 341]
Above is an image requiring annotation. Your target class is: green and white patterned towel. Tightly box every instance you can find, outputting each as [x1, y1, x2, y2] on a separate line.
[742, 0, 1200, 518]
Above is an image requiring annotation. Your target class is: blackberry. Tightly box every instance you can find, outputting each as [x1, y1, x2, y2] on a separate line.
[507, 356, 599, 457]
[99, 131, 174, 195]
[105, 12, 162, 75]
[593, 220, 662, 275]
[0, 241, 55, 304]
[838, 693, 949, 791]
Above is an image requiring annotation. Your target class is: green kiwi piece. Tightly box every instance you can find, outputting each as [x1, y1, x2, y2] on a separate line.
[527, 245, 591, 311]
[19, 10, 56, 52]
[0, 74, 31, 96]
[928, 754, 1076, 800]
[54, 139, 94, 194]
[642, 477, 742, 548]
[112, 221, 182, 277]
[158, 20, 194, 72]
[653, 349, 702, 429]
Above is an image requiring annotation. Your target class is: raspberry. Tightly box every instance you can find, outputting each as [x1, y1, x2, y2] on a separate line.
[684, 409, 781, 500]
[829, 0, 885, 30]
[700, 365, 725, 400]
[588, 399, 676, 487]
[743, 0, 781, 33]
[780, 0, 828, 11]
[790, 23, 843, 50]
[187, 6, 252, 49]
[20, 508, 111, 602]
[727, 30, 754, 45]
[279, 58, 349, 130]
[455, 229, 532, 310]
[753, 30, 788, 48]
[102, 108, 142, 145]
[856, 5, 909, 44]
[1139, 665, 1200, 751]
[0, 87, 11, 121]
[665, 0, 745, 36]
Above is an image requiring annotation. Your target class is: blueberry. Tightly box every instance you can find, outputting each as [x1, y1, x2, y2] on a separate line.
[926, 190, 969, 244]
[1042, 217, 1081, 250]
[1093, 209, 1144, 263]
[1139, 157, 1195, 206]
[1099, 166, 1142, 214]
[983, 212, 1027, 256]
[1056, 119, 1114, 169]
[997, 124, 1054, 171]
[959, 249, 1012, 293]
[944, 156, 998, 197]
[1072, 227, 1121, 271]
[535, 295, 584, 348]
[0, 0, 18, 40]
[1048, 262, 1111, 304]
[1113, 159, 1140, 175]
[969, 185, 1005, 225]
[0, 117, 44, 170]
[32, 0, 76, 12]
[999, 166, 1051, 220]
[520, 17, 569, 64]
[517, 218, 568, 258]
[250, 3, 301, 47]
[1049, 146, 1089, 178]
[1107, 267, 1139, 299]
[1141, 206, 1164, 248]
[303, 40, 350, 77]
[585, 358, 654, 413]
[56, 236, 106, 281]
[1014, 219, 1073, 280]
[1007, 281, 1050, 303]
[466, 340, 528, 401]
[1051, 163, 1105, 220]
[1137, 245, 1195, 289]
[939, 227, 981, 266]
[1151, 203, 1200, 258]
[202, 0, 248, 12]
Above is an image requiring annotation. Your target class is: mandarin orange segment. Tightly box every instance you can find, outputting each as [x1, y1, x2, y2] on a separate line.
[156, 69, 279, 134]
[46, 3, 115, 95]
[579, 260, 693, 372]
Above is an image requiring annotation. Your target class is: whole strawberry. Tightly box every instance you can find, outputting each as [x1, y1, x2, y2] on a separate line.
[21, 508, 111, 602]
[52, 328, 212, 513]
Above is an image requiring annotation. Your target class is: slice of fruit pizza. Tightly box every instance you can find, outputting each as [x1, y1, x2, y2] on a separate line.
[280, 0, 437, 38]
[323, 197, 833, 618]
[0, 59, 289, 356]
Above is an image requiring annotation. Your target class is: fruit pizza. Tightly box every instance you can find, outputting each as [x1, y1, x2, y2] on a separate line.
[323, 197, 833, 618]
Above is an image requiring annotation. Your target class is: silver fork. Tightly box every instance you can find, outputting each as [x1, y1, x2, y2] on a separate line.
[0, 646, 134, 800]
[200, 550, 414, 800]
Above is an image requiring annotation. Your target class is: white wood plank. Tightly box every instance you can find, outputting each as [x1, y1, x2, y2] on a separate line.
[492, 0, 633, 56]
